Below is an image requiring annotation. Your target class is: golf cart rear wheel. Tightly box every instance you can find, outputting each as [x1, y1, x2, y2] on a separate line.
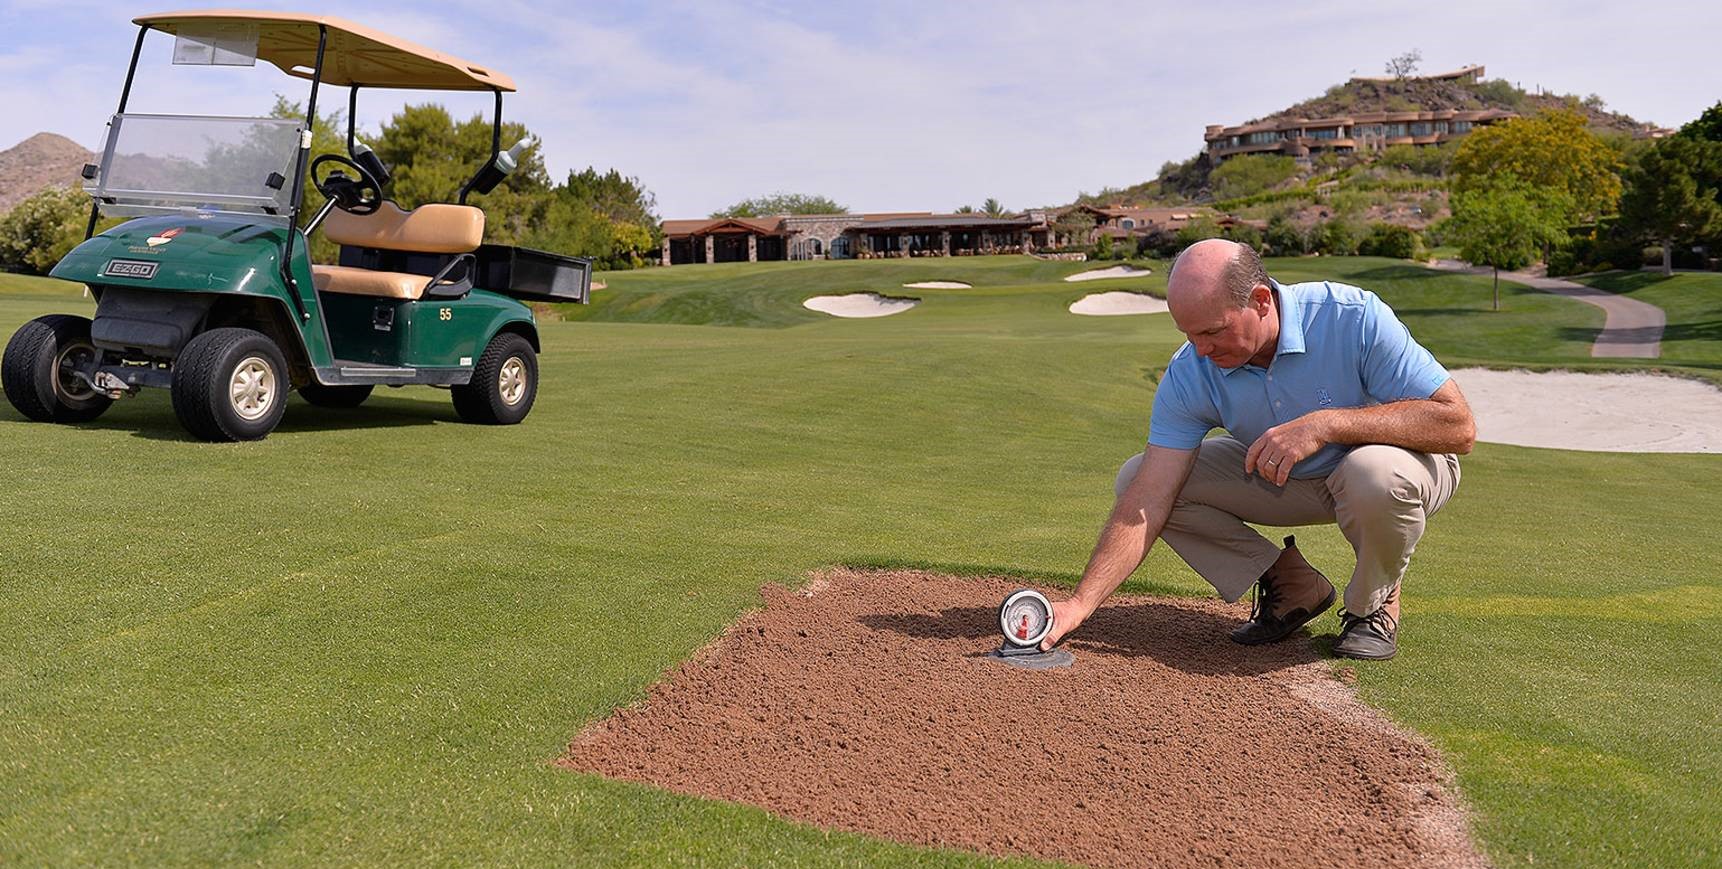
[171, 328, 289, 442]
[2, 314, 113, 424]
[298, 382, 373, 408]
[451, 332, 536, 425]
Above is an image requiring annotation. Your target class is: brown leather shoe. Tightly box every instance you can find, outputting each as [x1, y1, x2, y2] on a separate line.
[1230, 536, 1336, 645]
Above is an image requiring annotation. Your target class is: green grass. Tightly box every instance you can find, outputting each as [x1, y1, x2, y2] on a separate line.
[1, 257, 1718, 867]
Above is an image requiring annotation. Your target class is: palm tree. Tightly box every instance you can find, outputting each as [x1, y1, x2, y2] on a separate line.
[982, 197, 1006, 217]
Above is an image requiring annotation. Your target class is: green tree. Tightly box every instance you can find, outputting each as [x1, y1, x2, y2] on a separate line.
[1617, 136, 1722, 275]
[1451, 109, 1624, 223]
[954, 204, 977, 214]
[711, 193, 845, 218]
[1210, 155, 1298, 200]
[1093, 232, 1113, 260]
[1314, 218, 1363, 256]
[1357, 223, 1423, 259]
[270, 96, 347, 263]
[0, 186, 87, 275]
[1174, 216, 1226, 249]
[1050, 209, 1095, 247]
[982, 197, 1007, 217]
[1447, 179, 1570, 310]
[1678, 101, 1722, 143]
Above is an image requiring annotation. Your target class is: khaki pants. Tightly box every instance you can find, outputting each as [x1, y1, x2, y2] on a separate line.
[1117, 438, 1460, 616]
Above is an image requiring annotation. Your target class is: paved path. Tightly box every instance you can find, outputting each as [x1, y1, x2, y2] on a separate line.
[1428, 260, 1665, 358]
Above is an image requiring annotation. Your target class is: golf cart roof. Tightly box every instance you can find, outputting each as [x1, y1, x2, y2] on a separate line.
[134, 10, 516, 92]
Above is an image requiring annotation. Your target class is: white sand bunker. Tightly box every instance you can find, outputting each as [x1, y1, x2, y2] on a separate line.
[1069, 292, 1169, 316]
[903, 281, 971, 289]
[1064, 265, 1151, 282]
[803, 293, 919, 318]
[1451, 368, 1722, 453]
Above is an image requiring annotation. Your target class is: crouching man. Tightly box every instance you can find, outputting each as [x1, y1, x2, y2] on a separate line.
[1042, 239, 1474, 660]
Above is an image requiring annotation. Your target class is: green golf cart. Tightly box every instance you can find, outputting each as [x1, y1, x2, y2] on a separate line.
[1, 11, 590, 441]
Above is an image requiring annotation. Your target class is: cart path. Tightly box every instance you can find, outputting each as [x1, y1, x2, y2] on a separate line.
[1427, 260, 1664, 358]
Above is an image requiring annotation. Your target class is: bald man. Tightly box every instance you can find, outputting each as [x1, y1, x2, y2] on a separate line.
[1042, 239, 1473, 660]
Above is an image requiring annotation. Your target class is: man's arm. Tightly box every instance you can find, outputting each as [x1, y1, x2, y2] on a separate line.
[1243, 379, 1476, 486]
[1041, 445, 1199, 650]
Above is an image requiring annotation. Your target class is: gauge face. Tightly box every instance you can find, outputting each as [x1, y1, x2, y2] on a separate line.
[998, 589, 1054, 648]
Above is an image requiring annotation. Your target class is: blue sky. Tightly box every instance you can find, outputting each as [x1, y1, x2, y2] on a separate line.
[4, 1, 1721, 217]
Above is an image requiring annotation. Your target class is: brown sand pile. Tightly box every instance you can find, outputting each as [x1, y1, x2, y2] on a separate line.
[561, 569, 1485, 868]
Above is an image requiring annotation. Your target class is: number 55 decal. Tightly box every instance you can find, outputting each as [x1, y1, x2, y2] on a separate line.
[439, 307, 452, 321]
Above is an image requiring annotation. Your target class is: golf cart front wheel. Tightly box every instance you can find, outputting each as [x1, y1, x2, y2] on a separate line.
[171, 328, 289, 442]
[2, 314, 113, 424]
[451, 332, 536, 425]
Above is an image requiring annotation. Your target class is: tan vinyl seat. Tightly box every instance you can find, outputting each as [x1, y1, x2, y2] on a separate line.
[311, 201, 485, 300]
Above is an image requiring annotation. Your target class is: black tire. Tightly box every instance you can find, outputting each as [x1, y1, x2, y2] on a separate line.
[170, 328, 289, 442]
[451, 332, 537, 425]
[297, 382, 373, 408]
[1, 314, 112, 423]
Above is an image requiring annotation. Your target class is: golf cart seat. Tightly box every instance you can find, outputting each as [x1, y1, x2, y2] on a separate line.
[312, 202, 485, 300]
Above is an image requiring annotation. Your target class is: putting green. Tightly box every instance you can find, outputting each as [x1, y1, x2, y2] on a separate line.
[0, 257, 1717, 867]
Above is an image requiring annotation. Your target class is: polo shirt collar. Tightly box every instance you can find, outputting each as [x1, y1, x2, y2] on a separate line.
[1216, 279, 1303, 377]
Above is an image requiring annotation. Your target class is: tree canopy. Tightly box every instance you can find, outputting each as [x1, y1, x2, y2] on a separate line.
[711, 193, 846, 218]
[1451, 109, 1623, 223]
[1618, 135, 1722, 275]
[1447, 178, 1571, 309]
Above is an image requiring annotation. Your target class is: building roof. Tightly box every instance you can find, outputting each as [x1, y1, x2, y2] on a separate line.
[661, 217, 787, 237]
[855, 215, 1037, 230]
[1205, 108, 1516, 141]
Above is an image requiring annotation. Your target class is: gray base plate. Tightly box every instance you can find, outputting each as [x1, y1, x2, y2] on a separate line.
[986, 647, 1075, 670]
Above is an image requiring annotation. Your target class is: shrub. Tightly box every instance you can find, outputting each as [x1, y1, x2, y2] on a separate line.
[1224, 222, 1264, 250]
[1210, 155, 1299, 200]
[1264, 216, 1310, 256]
[1357, 223, 1422, 259]
[1313, 219, 1363, 255]
[0, 186, 88, 275]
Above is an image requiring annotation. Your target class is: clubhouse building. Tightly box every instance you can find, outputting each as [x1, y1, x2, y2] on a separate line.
[660, 212, 1057, 265]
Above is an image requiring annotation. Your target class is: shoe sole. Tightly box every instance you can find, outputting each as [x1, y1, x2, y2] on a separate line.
[1230, 585, 1337, 646]
[1332, 642, 1397, 661]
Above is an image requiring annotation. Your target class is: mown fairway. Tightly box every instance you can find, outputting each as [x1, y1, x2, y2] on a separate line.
[2, 257, 1718, 867]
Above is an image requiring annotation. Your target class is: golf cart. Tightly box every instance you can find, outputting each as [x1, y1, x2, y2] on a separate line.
[1, 11, 590, 441]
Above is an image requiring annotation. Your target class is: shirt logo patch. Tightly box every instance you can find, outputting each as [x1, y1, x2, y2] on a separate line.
[1316, 387, 1334, 407]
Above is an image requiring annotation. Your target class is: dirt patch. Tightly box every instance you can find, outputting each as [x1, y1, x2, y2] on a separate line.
[562, 569, 1485, 869]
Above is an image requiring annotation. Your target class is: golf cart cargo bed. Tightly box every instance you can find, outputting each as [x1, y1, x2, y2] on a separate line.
[473, 244, 592, 304]
[336, 243, 592, 304]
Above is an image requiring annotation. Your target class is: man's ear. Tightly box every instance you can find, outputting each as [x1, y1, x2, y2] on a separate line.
[1251, 283, 1274, 313]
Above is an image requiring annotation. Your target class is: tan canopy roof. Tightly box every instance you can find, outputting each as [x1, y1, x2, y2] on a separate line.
[135, 10, 515, 91]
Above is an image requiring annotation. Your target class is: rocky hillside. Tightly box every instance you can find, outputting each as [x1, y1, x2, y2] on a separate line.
[0, 133, 93, 213]
[1260, 76, 1655, 136]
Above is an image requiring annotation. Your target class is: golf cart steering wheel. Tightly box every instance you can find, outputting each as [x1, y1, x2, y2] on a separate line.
[310, 153, 383, 215]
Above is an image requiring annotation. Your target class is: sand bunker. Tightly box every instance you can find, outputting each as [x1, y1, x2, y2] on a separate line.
[564, 569, 1484, 869]
[903, 281, 971, 289]
[1065, 265, 1152, 282]
[1069, 291, 1169, 316]
[803, 293, 919, 318]
[1451, 368, 1722, 453]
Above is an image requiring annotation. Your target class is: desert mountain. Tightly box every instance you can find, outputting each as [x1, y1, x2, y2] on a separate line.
[0, 133, 93, 213]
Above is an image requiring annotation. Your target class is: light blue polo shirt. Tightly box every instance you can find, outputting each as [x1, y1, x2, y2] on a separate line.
[1148, 279, 1450, 479]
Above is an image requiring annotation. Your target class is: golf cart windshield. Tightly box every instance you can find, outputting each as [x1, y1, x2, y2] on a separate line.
[87, 112, 301, 224]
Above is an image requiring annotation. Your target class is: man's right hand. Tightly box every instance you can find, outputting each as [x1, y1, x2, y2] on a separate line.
[1040, 598, 1095, 651]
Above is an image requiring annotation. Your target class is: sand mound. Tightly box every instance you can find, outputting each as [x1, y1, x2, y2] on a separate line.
[1065, 265, 1151, 282]
[802, 293, 918, 318]
[903, 281, 970, 289]
[563, 569, 1484, 869]
[1069, 291, 1169, 316]
[1451, 368, 1722, 453]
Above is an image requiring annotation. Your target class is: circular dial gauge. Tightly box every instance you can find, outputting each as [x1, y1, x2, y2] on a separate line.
[998, 589, 1054, 648]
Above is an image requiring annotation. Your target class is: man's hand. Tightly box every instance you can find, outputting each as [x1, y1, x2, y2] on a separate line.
[1245, 412, 1332, 486]
[1040, 597, 1096, 651]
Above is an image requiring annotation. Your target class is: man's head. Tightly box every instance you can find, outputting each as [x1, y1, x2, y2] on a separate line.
[1165, 239, 1277, 369]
